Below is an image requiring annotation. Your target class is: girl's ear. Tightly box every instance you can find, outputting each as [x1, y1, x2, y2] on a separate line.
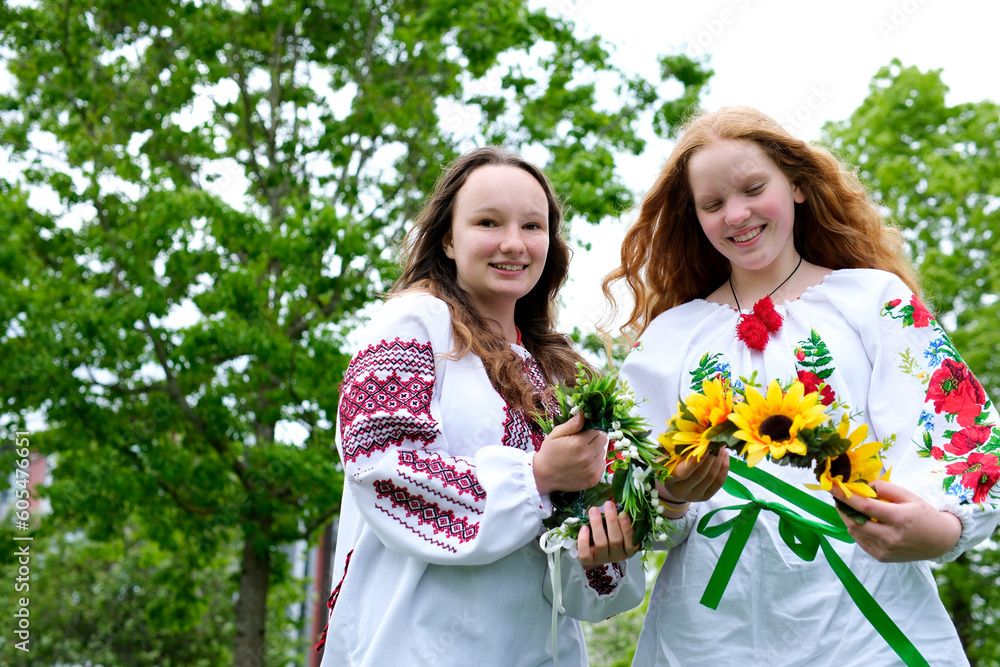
[443, 233, 455, 260]
[793, 183, 806, 204]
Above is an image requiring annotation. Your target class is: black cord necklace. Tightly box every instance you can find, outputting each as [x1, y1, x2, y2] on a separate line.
[729, 255, 803, 351]
[729, 255, 803, 312]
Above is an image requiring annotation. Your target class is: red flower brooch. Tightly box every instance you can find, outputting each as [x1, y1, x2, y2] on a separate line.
[729, 256, 802, 352]
[735, 296, 784, 351]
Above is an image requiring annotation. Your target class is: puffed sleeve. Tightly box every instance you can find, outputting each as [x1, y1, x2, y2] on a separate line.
[862, 273, 1000, 561]
[543, 551, 645, 622]
[337, 293, 550, 566]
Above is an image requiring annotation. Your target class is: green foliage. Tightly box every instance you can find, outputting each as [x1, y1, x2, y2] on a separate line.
[0, 519, 309, 666]
[536, 364, 667, 547]
[0, 0, 709, 663]
[570, 326, 630, 370]
[0, 520, 236, 666]
[583, 552, 666, 667]
[935, 547, 1000, 667]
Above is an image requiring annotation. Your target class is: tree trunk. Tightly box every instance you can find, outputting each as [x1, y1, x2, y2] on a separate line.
[235, 536, 272, 667]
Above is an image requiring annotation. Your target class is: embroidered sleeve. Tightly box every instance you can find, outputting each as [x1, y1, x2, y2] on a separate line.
[585, 563, 623, 596]
[338, 294, 551, 566]
[543, 551, 645, 622]
[868, 279, 1000, 560]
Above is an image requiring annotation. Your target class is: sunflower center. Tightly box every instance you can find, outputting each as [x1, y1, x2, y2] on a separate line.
[759, 415, 793, 441]
[829, 454, 852, 480]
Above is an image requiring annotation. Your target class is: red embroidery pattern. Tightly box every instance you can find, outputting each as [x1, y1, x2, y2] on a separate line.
[340, 338, 437, 462]
[501, 405, 536, 452]
[926, 358, 987, 428]
[374, 479, 479, 543]
[398, 472, 483, 516]
[498, 357, 549, 451]
[398, 450, 486, 502]
[523, 357, 547, 393]
[585, 564, 618, 596]
[315, 548, 354, 653]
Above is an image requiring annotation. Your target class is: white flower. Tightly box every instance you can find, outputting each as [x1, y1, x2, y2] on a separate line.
[630, 405, 641, 418]
[628, 445, 639, 459]
[564, 517, 581, 525]
[631, 466, 651, 492]
[570, 405, 581, 416]
[567, 394, 577, 407]
[656, 504, 665, 514]
[608, 430, 624, 441]
[611, 420, 621, 431]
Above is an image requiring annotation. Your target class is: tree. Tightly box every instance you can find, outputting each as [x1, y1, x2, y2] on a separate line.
[935, 548, 1000, 667]
[823, 60, 1000, 666]
[0, 518, 309, 666]
[0, 1, 711, 663]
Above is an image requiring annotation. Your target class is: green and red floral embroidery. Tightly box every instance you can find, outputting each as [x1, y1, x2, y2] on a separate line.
[945, 452, 1000, 504]
[793, 329, 837, 406]
[688, 352, 733, 392]
[882, 294, 936, 328]
[883, 295, 999, 504]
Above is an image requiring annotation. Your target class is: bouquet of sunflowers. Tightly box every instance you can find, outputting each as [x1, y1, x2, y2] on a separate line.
[535, 363, 671, 550]
[658, 373, 890, 523]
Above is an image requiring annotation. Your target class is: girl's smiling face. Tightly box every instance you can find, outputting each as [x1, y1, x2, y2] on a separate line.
[444, 165, 549, 317]
[687, 139, 805, 276]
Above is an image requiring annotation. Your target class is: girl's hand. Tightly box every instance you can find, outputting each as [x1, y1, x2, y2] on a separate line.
[832, 480, 962, 562]
[657, 449, 730, 508]
[533, 413, 608, 495]
[577, 500, 639, 567]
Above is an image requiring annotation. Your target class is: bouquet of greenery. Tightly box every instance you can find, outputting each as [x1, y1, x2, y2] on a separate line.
[658, 374, 890, 523]
[536, 363, 671, 550]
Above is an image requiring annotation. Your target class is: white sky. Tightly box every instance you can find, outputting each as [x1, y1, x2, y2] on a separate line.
[548, 0, 1000, 335]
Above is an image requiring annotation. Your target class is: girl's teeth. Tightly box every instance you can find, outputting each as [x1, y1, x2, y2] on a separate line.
[733, 227, 762, 243]
[494, 264, 524, 271]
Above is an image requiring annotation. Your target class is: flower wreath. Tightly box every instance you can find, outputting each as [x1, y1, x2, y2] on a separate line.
[534, 363, 669, 667]
[658, 372, 890, 522]
[535, 363, 671, 551]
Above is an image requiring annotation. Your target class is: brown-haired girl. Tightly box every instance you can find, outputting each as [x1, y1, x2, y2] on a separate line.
[606, 107, 999, 666]
[319, 146, 642, 666]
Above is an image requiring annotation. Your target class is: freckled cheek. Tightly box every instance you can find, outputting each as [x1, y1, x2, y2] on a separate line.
[695, 212, 721, 238]
[530, 238, 550, 264]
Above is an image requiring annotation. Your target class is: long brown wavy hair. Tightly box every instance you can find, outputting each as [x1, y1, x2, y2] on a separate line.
[392, 146, 585, 412]
[603, 106, 920, 339]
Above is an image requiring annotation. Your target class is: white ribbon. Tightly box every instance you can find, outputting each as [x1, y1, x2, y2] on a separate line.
[539, 529, 568, 667]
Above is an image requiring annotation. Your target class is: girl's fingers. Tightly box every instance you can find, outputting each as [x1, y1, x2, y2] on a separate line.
[577, 525, 594, 562]
[588, 506, 609, 551]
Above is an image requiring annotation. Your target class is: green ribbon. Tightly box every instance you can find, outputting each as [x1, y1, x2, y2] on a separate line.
[696, 456, 930, 667]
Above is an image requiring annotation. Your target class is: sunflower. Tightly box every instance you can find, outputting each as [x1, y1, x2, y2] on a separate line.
[656, 428, 687, 476]
[658, 377, 735, 467]
[806, 419, 888, 498]
[730, 380, 830, 467]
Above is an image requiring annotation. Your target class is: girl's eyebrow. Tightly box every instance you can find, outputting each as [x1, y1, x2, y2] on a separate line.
[467, 204, 548, 218]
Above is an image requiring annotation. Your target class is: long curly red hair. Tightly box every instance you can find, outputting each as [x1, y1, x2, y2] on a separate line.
[603, 106, 920, 339]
